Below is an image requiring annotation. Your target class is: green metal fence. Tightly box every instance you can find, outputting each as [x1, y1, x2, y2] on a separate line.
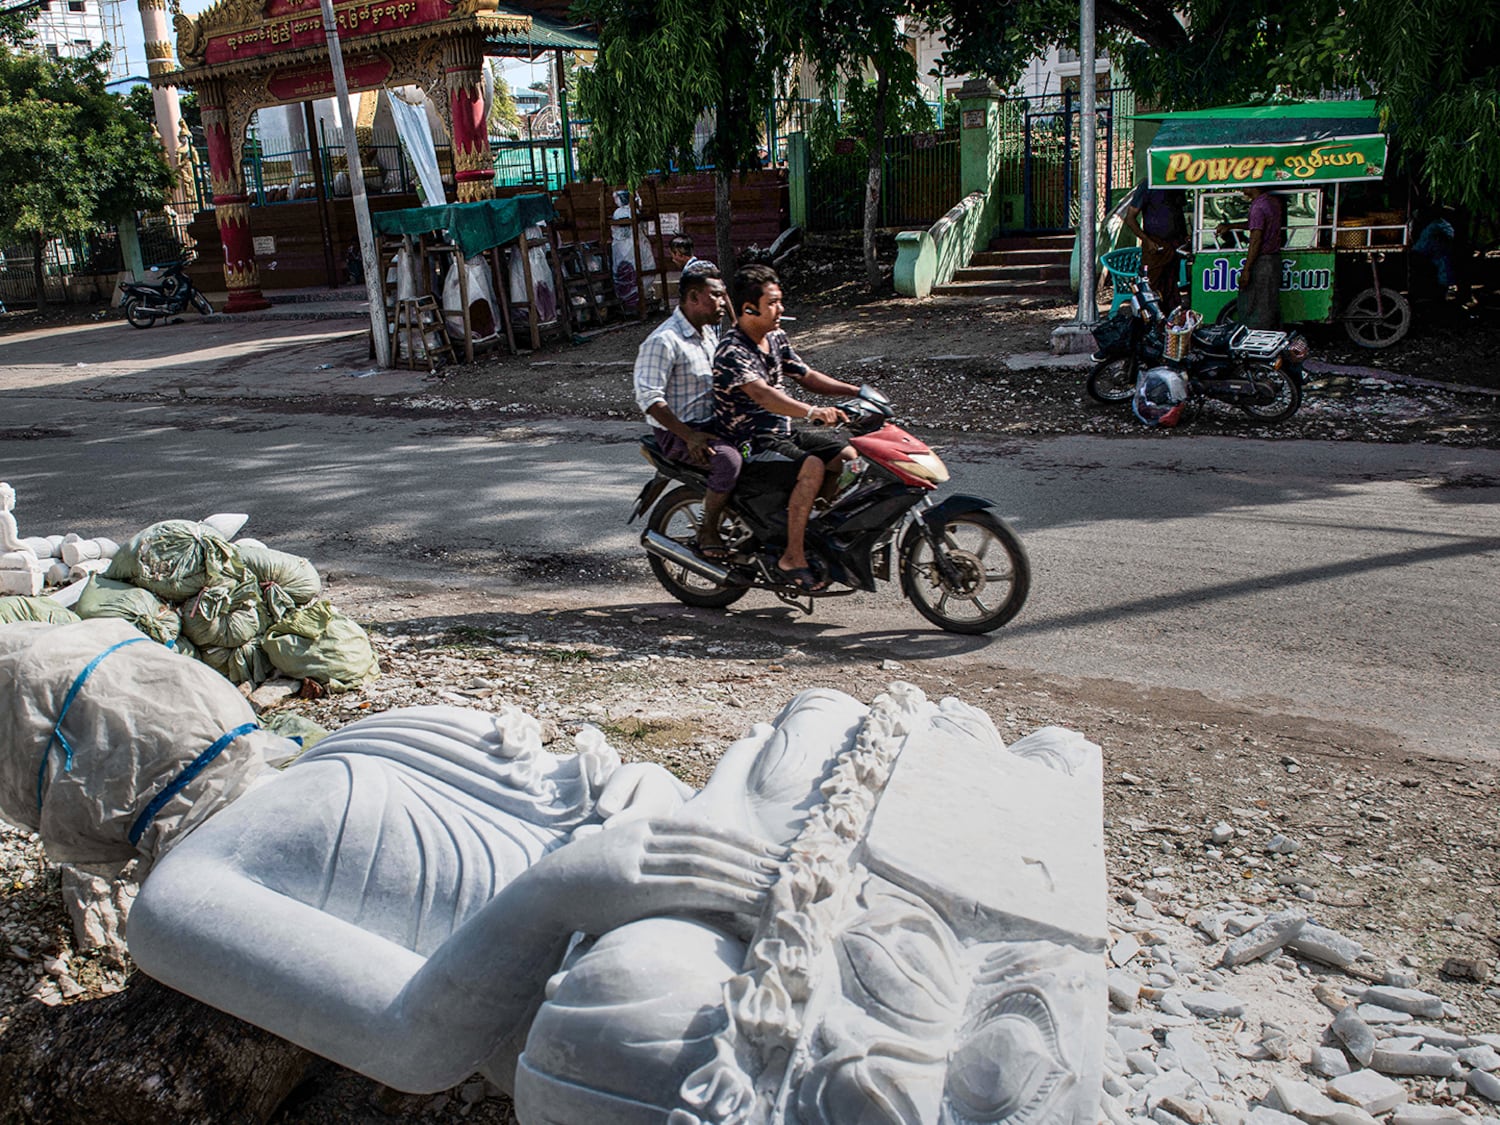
[805, 127, 961, 232]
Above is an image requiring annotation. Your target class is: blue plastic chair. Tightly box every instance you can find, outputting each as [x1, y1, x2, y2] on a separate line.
[1102, 247, 1142, 314]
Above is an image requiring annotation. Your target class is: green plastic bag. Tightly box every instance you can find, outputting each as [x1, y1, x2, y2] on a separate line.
[263, 712, 331, 763]
[199, 638, 273, 686]
[261, 601, 379, 692]
[0, 596, 80, 625]
[74, 576, 180, 645]
[236, 544, 321, 620]
[106, 520, 250, 602]
[181, 576, 269, 648]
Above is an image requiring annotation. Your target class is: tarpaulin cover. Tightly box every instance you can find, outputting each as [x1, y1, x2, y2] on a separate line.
[1140, 100, 1387, 188]
[0, 618, 293, 864]
[371, 194, 558, 258]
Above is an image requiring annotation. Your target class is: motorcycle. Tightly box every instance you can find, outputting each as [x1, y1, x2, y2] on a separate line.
[629, 386, 1030, 635]
[120, 260, 214, 329]
[1087, 272, 1310, 424]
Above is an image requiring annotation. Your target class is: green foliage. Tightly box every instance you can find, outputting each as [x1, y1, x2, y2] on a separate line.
[805, 78, 936, 162]
[489, 70, 522, 137]
[1, 3, 36, 48]
[0, 49, 173, 245]
[1352, 0, 1500, 222]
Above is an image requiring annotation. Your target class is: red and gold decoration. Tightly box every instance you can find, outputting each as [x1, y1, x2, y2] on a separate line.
[445, 37, 494, 202]
[199, 80, 271, 312]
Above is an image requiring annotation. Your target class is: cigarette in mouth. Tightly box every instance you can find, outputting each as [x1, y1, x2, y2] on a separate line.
[778, 315, 797, 321]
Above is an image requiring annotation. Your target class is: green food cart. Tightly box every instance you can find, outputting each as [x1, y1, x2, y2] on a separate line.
[1136, 100, 1412, 348]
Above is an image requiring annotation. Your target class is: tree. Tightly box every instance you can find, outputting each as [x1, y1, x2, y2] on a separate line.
[0, 0, 37, 48]
[0, 49, 173, 304]
[790, 0, 928, 289]
[488, 67, 522, 138]
[574, 0, 796, 270]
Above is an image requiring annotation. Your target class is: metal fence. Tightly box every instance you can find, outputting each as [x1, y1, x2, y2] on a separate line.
[805, 128, 961, 232]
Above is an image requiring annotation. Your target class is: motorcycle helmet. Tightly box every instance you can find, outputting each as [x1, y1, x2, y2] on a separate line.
[1132, 365, 1189, 428]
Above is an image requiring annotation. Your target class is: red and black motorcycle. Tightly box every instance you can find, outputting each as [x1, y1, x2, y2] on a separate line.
[629, 386, 1030, 634]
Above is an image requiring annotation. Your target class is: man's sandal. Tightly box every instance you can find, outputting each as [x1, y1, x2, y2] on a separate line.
[692, 539, 732, 562]
[776, 566, 827, 593]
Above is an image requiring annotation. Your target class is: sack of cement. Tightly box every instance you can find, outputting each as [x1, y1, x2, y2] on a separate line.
[261, 600, 379, 691]
[199, 637, 275, 687]
[74, 575, 181, 646]
[105, 520, 249, 602]
[180, 576, 269, 649]
[0, 596, 80, 625]
[236, 543, 321, 620]
[0, 618, 294, 864]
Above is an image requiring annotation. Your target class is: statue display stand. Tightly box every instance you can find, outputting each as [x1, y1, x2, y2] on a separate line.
[127, 686, 1106, 1124]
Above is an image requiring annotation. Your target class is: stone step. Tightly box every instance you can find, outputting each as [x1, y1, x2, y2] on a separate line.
[955, 264, 1071, 283]
[988, 233, 1076, 253]
[931, 279, 1074, 298]
[970, 249, 1072, 267]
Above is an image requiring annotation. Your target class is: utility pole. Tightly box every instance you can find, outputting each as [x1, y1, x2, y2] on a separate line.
[318, 0, 390, 366]
[1077, 0, 1098, 329]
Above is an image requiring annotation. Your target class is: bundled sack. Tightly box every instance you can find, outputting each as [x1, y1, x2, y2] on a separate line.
[75, 575, 181, 646]
[199, 637, 274, 687]
[181, 576, 269, 649]
[105, 520, 249, 602]
[0, 596, 80, 625]
[167, 633, 199, 663]
[0, 618, 296, 864]
[261, 600, 380, 692]
[236, 543, 321, 620]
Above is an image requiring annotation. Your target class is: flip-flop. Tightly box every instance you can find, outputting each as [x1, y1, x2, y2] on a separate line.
[776, 565, 827, 593]
[693, 540, 732, 561]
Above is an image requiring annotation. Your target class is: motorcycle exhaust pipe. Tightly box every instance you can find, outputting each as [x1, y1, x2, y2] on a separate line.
[641, 530, 733, 584]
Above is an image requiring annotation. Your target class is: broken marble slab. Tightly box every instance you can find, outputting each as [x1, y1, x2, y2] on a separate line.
[1325, 1069, 1408, 1115]
[1360, 986, 1445, 1019]
[1221, 911, 1307, 967]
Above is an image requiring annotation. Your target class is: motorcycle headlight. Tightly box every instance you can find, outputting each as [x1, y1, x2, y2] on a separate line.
[891, 452, 949, 483]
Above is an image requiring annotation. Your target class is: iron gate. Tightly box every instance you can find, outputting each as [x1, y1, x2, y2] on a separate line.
[1019, 86, 1135, 233]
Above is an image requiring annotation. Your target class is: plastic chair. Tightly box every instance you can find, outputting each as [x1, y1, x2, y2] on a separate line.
[1102, 247, 1142, 314]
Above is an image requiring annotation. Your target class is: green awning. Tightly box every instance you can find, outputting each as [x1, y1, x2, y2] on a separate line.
[485, 14, 596, 54]
[371, 193, 558, 257]
[1141, 101, 1387, 188]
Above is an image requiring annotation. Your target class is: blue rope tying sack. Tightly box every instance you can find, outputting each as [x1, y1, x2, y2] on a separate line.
[128, 721, 258, 847]
[36, 636, 150, 809]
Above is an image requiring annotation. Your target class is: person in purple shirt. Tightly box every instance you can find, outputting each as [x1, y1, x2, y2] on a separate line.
[1217, 187, 1284, 329]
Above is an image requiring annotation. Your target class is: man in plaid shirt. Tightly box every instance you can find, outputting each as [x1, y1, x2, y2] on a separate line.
[632, 265, 739, 558]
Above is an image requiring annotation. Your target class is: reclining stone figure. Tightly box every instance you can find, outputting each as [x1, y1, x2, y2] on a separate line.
[129, 685, 1106, 1124]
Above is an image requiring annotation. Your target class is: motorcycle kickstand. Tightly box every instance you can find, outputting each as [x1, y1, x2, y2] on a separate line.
[754, 557, 817, 616]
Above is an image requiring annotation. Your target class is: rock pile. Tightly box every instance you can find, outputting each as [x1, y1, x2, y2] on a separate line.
[1098, 822, 1500, 1125]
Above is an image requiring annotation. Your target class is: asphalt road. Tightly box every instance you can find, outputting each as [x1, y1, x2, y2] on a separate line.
[3, 352, 1497, 760]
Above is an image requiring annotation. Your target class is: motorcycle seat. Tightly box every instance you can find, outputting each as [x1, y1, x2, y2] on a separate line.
[1193, 322, 1244, 356]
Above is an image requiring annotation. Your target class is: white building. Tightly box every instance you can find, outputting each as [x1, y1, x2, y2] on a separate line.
[911, 31, 1113, 102]
[29, 0, 129, 78]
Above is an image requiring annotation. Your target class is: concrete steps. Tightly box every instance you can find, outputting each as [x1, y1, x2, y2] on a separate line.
[934, 232, 1075, 299]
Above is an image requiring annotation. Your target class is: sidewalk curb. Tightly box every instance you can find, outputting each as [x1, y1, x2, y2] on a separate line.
[1304, 361, 1500, 399]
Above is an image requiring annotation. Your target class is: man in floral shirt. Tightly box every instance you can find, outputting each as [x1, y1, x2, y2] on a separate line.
[712, 264, 860, 592]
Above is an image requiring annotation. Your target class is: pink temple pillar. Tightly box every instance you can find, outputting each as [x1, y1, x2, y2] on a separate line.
[445, 37, 496, 203]
[199, 79, 271, 312]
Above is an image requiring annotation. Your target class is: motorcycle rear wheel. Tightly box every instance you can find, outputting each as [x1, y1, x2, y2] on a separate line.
[1239, 362, 1302, 423]
[646, 486, 749, 609]
[902, 512, 1029, 634]
[1086, 355, 1138, 404]
[123, 297, 155, 329]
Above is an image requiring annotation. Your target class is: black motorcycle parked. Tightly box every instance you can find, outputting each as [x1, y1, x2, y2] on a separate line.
[120, 260, 214, 329]
[1087, 274, 1310, 424]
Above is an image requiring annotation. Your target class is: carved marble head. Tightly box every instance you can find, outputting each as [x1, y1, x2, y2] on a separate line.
[0, 482, 14, 513]
[679, 687, 1107, 1125]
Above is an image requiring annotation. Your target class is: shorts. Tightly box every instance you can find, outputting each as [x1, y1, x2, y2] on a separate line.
[747, 425, 850, 467]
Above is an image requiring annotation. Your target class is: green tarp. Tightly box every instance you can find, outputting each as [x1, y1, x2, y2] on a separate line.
[1140, 101, 1387, 189]
[371, 194, 558, 258]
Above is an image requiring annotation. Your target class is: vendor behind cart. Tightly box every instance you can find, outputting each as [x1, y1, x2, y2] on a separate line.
[1123, 185, 1189, 312]
[1215, 186, 1285, 329]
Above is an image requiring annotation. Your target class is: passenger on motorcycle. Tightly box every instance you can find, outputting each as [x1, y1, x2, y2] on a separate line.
[632, 265, 739, 558]
[712, 265, 860, 593]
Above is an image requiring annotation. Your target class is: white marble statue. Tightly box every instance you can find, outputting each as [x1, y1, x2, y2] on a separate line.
[129, 687, 1106, 1125]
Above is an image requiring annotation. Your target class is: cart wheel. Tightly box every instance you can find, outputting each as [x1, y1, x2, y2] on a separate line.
[1342, 287, 1411, 349]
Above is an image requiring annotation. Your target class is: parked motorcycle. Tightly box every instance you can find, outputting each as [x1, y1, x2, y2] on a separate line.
[120, 260, 213, 329]
[630, 386, 1030, 635]
[1087, 273, 1310, 424]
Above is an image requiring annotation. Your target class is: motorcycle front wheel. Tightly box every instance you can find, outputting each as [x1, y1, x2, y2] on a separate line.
[123, 296, 155, 329]
[1239, 362, 1302, 423]
[191, 291, 213, 315]
[646, 486, 749, 609]
[1086, 355, 1138, 404]
[902, 512, 1030, 634]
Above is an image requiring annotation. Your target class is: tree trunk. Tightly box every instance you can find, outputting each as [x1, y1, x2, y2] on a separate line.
[0, 975, 312, 1124]
[1452, 204, 1473, 304]
[31, 231, 47, 309]
[715, 167, 734, 275]
[863, 60, 891, 292]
